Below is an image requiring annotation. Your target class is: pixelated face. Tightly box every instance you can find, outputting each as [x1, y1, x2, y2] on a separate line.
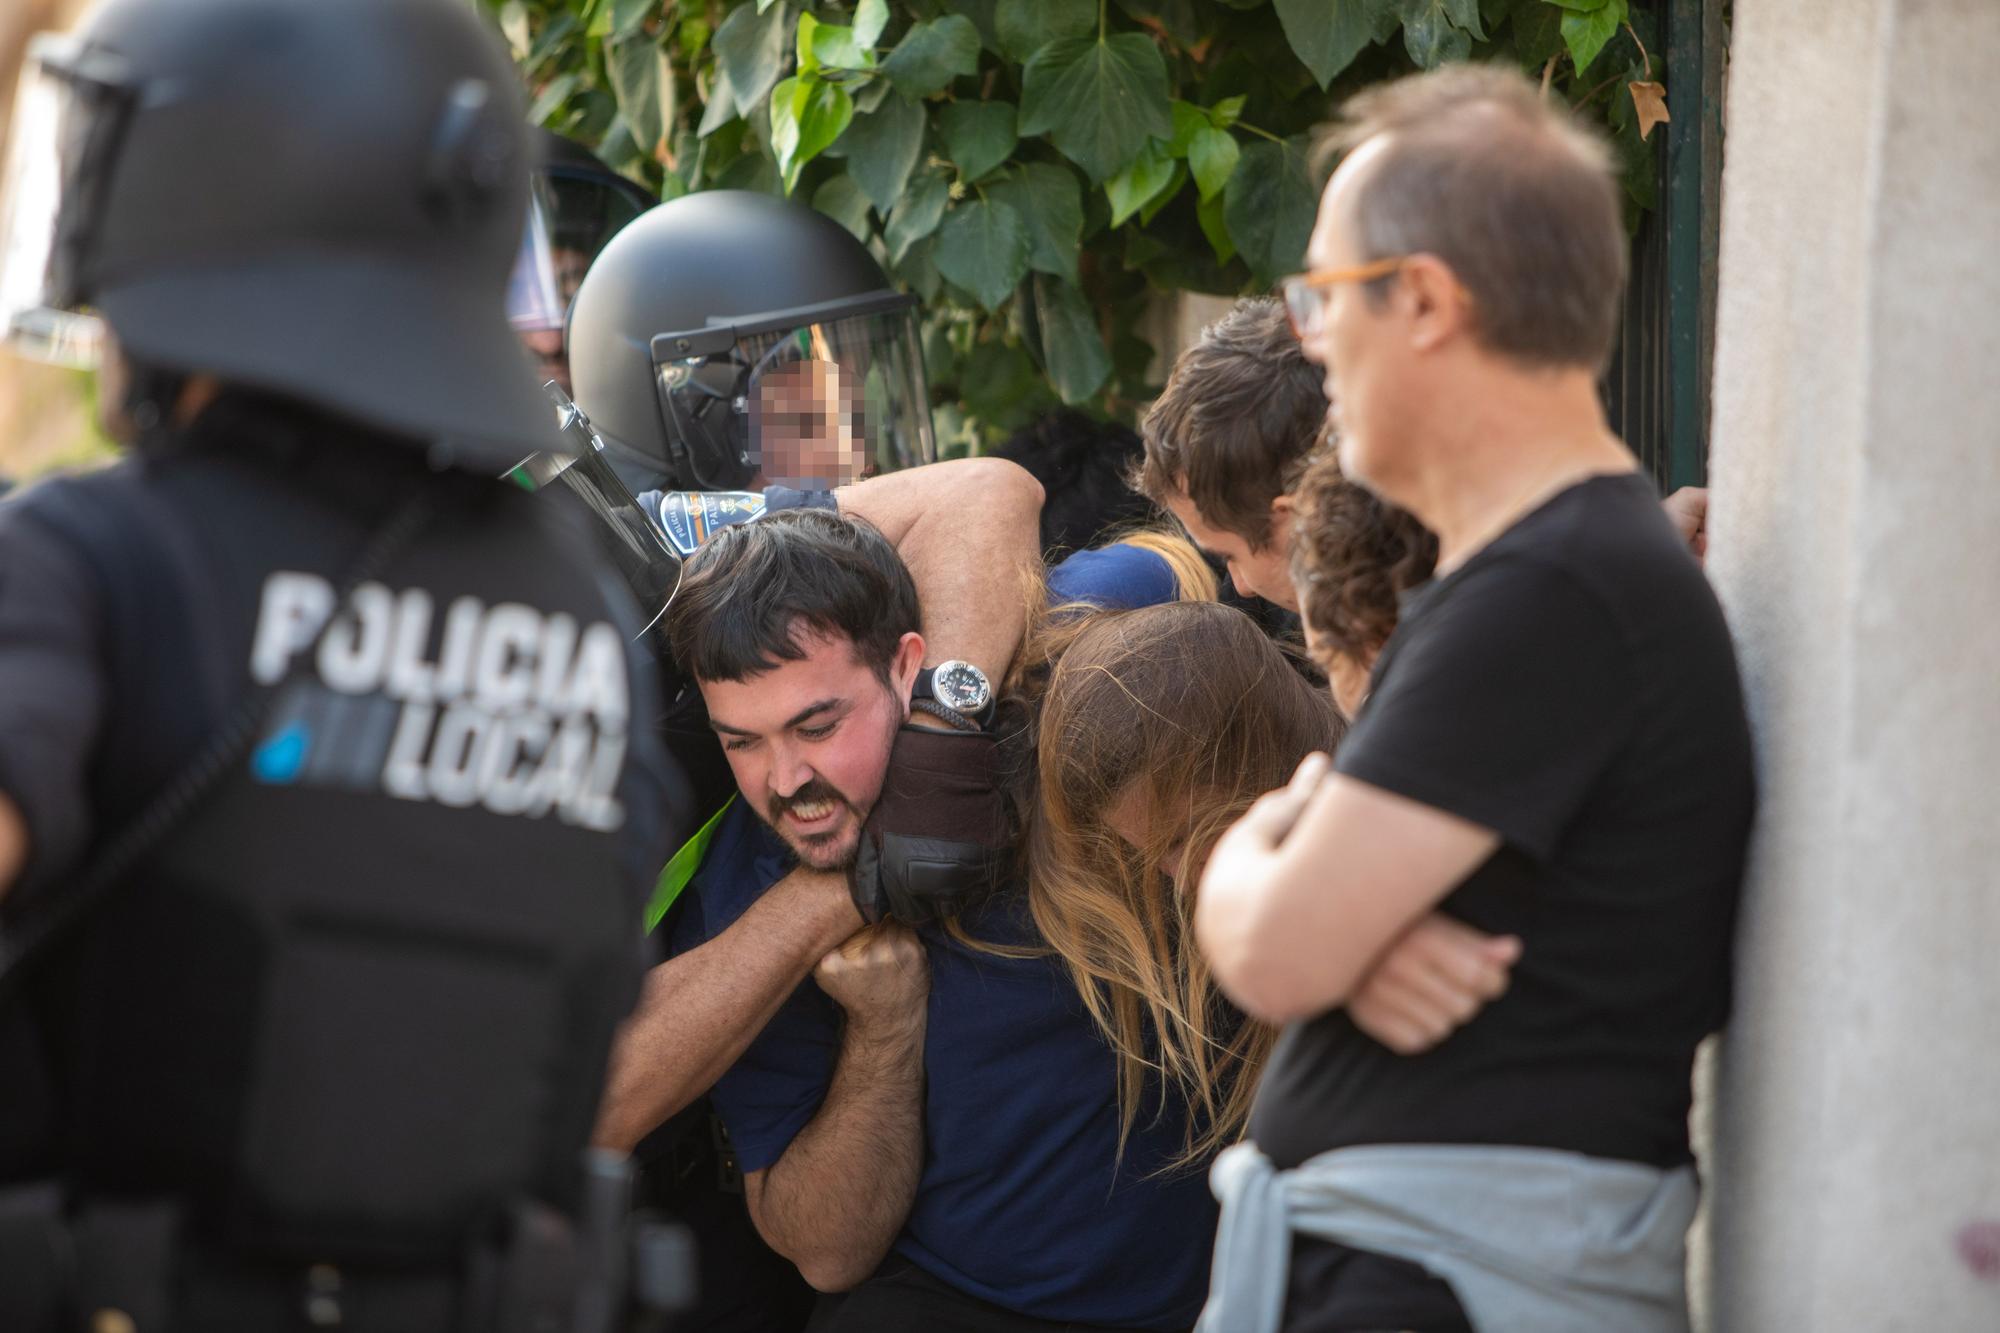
[514, 246, 591, 393]
[521, 327, 567, 393]
[750, 359, 869, 489]
[1161, 487, 1299, 610]
[700, 626, 920, 870]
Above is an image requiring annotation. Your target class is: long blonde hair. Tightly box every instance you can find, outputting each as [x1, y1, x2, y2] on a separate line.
[989, 591, 1343, 1170]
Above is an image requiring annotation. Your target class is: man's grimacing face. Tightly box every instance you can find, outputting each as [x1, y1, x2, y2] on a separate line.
[700, 627, 922, 870]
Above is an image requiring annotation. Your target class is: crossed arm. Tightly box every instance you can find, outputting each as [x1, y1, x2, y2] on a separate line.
[1197, 754, 1503, 1025]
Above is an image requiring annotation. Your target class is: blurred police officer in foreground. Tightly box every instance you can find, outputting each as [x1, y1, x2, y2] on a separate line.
[0, 0, 687, 1328]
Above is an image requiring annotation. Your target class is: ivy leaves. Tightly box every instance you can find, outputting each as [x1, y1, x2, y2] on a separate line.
[939, 101, 1018, 183]
[1225, 137, 1324, 288]
[1275, 0, 1396, 88]
[935, 197, 1030, 312]
[1019, 35, 1172, 184]
[987, 163, 1083, 285]
[1548, 0, 1630, 74]
[838, 92, 924, 212]
[505, 0, 1674, 433]
[1399, 0, 1485, 68]
[880, 15, 980, 97]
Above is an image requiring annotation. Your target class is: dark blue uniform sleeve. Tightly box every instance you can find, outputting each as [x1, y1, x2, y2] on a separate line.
[0, 498, 107, 905]
[666, 823, 842, 1174]
[703, 989, 840, 1173]
[1047, 542, 1178, 610]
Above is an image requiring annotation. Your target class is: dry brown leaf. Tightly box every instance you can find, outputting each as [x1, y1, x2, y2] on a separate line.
[1630, 81, 1670, 141]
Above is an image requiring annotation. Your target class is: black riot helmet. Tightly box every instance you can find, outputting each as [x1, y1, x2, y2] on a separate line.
[0, 0, 552, 472]
[506, 130, 655, 339]
[566, 189, 936, 494]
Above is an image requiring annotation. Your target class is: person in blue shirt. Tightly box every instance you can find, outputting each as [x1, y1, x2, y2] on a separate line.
[658, 508, 1218, 1331]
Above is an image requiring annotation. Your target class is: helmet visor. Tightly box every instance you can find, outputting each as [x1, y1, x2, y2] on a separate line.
[654, 298, 935, 491]
[506, 169, 650, 333]
[0, 36, 136, 368]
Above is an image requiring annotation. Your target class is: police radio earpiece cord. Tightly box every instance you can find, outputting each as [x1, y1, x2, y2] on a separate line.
[0, 494, 433, 1001]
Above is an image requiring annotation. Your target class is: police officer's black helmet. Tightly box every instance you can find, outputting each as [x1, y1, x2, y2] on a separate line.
[506, 130, 655, 336]
[0, 0, 551, 472]
[567, 190, 936, 494]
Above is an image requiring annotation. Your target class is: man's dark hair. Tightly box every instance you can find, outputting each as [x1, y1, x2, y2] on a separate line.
[1324, 64, 1626, 370]
[990, 409, 1155, 560]
[1136, 298, 1327, 550]
[664, 508, 920, 684]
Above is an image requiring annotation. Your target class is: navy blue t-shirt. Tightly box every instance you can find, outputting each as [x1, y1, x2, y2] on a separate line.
[669, 543, 1215, 1329]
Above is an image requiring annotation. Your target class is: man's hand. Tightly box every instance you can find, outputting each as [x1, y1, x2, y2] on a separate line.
[1196, 753, 1499, 1024]
[1215, 751, 1333, 854]
[814, 922, 929, 1036]
[851, 726, 1012, 925]
[1349, 915, 1520, 1054]
[1662, 486, 1708, 562]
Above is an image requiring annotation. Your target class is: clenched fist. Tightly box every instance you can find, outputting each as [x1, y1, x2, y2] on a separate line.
[813, 922, 929, 1038]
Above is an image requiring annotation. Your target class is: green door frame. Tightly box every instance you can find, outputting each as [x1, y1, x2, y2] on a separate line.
[1604, 0, 1725, 494]
[1664, 0, 1726, 491]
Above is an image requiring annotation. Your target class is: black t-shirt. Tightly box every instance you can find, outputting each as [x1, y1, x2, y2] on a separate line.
[1250, 471, 1754, 1172]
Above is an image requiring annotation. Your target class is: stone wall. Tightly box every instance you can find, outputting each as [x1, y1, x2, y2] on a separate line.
[1702, 0, 2000, 1326]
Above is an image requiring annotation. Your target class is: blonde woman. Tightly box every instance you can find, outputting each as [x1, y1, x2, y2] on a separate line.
[982, 585, 1520, 1175]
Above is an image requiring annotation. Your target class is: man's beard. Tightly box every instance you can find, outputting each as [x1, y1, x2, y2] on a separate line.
[765, 777, 863, 871]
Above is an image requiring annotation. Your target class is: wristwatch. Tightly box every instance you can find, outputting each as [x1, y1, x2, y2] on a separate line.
[912, 660, 994, 731]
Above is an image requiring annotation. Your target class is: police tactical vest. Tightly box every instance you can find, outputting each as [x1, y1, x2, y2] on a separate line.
[11, 405, 664, 1263]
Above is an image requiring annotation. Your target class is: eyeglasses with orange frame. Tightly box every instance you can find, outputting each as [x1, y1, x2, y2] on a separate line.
[1279, 256, 1406, 339]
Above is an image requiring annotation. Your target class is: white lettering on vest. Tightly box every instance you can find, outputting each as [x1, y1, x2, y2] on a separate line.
[245, 574, 630, 830]
[249, 571, 334, 684]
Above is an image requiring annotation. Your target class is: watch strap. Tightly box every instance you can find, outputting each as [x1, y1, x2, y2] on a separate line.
[910, 697, 981, 732]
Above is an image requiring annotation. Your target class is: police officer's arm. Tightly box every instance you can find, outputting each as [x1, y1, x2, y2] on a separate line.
[0, 796, 26, 900]
[591, 865, 862, 1151]
[835, 458, 1043, 683]
[742, 923, 928, 1292]
[0, 505, 109, 907]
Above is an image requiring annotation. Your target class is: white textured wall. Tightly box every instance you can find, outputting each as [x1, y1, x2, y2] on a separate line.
[1703, 0, 2000, 1327]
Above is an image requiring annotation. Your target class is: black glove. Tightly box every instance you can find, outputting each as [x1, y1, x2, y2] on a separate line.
[850, 724, 1014, 926]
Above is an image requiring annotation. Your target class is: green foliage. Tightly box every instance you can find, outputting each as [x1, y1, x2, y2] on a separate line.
[487, 0, 1669, 447]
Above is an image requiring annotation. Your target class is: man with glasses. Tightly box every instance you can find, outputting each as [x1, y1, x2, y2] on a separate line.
[1192, 65, 1755, 1332]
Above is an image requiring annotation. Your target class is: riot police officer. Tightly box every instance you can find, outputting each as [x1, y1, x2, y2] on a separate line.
[0, 0, 687, 1327]
[508, 129, 655, 395]
[565, 188, 936, 500]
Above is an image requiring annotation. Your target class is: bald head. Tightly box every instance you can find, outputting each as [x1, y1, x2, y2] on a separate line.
[1320, 64, 1626, 370]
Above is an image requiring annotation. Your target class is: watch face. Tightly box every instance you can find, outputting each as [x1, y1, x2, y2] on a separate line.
[934, 660, 991, 712]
